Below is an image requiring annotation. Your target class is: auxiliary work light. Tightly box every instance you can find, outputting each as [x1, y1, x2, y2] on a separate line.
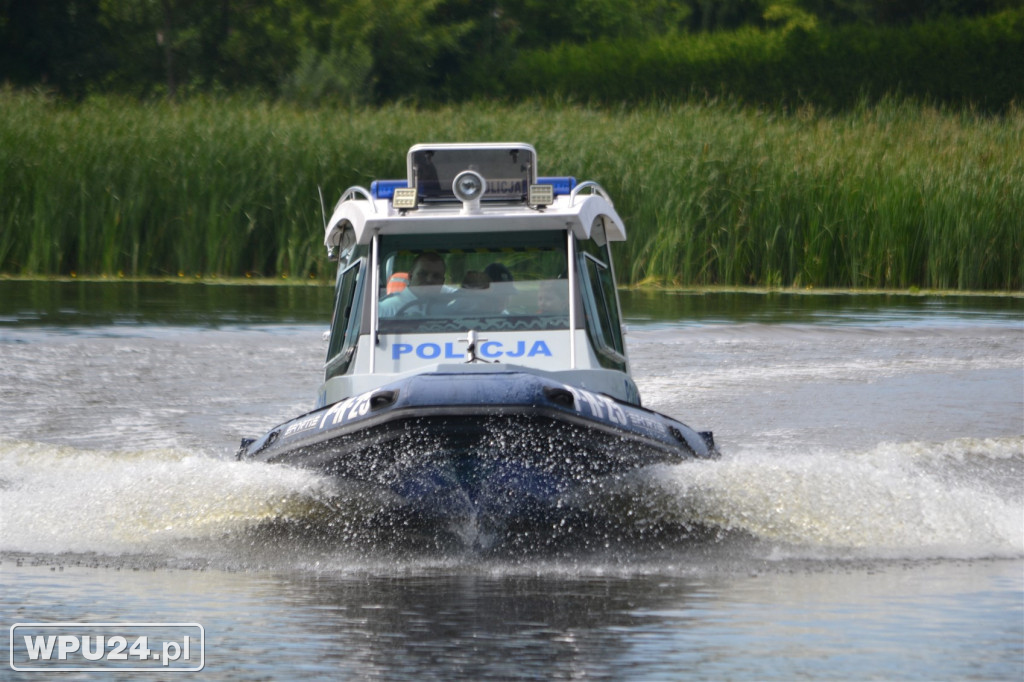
[392, 187, 418, 210]
[528, 184, 554, 208]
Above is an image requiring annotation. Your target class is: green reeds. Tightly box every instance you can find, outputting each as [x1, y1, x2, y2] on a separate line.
[1, 90, 1021, 289]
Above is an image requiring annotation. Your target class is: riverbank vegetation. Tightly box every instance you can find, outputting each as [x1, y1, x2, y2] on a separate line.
[2, 92, 1021, 290]
[3, 2, 1020, 290]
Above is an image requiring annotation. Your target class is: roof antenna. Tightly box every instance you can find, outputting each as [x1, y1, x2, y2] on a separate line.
[317, 185, 328, 231]
[320, 185, 339, 260]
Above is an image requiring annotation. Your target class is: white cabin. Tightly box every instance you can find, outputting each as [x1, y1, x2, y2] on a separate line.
[317, 143, 638, 409]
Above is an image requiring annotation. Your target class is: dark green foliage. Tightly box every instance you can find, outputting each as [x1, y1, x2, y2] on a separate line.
[2, 2, 1020, 110]
[0, 0, 111, 98]
[503, 9, 1024, 112]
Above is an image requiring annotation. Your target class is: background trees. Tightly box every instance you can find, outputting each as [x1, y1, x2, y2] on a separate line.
[2, 0, 1019, 106]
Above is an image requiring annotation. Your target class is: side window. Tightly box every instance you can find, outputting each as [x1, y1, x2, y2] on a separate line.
[584, 255, 624, 355]
[577, 220, 626, 371]
[326, 260, 363, 377]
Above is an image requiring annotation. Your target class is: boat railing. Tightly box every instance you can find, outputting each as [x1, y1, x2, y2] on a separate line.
[569, 181, 613, 207]
[338, 186, 379, 213]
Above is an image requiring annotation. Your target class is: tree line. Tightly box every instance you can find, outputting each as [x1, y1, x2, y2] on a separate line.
[2, 0, 1020, 106]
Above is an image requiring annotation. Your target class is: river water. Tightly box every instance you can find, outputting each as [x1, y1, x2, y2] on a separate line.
[1, 281, 1021, 680]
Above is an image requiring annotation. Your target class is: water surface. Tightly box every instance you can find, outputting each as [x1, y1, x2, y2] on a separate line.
[1, 281, 1021, 680]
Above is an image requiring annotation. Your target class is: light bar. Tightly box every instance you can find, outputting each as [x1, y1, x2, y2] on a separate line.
[538, 177, 577, 196]
[370, 179, 407, 200]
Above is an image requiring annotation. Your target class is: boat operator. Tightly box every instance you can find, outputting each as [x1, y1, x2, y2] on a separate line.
[379, 252, 452, 317]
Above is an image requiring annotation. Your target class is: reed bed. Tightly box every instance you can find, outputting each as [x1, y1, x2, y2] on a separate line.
[1, 91, 1020, 289]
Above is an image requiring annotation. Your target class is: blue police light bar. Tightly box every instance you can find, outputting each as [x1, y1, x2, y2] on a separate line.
[371, 177, 576, 200]
[370, 179, 408, 199]
[538, 177, 577, 196]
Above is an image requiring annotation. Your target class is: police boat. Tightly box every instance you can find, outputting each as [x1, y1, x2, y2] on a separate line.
[238, 143, 717, 535]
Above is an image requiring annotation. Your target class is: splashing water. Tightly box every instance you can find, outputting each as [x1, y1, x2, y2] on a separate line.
[2, 435, 1020, 563]
[0, 441, 334, 555]
[621, 436, 1024, 559]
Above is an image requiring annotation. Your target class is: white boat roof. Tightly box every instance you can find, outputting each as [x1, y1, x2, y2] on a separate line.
[325, 192, 626, 249]
[323, 143, 627, 253]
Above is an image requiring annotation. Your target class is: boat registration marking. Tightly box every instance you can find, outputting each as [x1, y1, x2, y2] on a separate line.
[318, 391, 374, 431]
[567, 387, 628, 426]
[568, 386, 667, 434]
[282, 391, 376, 438]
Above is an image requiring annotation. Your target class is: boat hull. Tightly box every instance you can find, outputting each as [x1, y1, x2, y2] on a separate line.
[238, 371, 716, 530]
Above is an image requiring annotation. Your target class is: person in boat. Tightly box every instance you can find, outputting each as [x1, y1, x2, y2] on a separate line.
[447, 270, 492, 314]
[483, 262, 516, 315]
[445, 263, 517, 316]
[386, 272, 410, 294]
[537, 279, 569, 315]
[379, 252, 452, 317]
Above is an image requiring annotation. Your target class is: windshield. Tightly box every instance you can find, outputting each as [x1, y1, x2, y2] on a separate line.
[376, 231, 569, 334]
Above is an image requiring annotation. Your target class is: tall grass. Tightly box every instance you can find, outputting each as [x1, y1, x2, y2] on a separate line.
[1, 90, 1021, 289]
[593, 100, 1024, 290]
